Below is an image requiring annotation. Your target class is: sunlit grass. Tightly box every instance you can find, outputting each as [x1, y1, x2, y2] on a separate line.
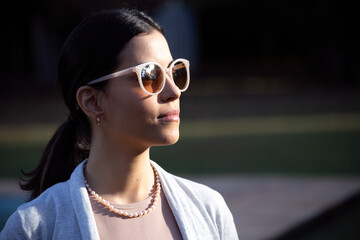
[0, 125, 57, 147]
[0, 113, 359, 178]
[180, 113, 360, 138]
[152, 131, 360, 175]
[1, 113, 360, 143]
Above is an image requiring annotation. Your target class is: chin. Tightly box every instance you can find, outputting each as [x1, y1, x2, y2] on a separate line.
[153, 132, 180, 146]
[166, 135, 180, 145]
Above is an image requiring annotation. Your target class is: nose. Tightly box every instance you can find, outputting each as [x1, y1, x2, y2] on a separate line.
[159, 74, 181, 102]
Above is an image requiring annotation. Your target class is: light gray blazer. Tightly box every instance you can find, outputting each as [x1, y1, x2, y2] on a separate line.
[1, 161, 238, 240]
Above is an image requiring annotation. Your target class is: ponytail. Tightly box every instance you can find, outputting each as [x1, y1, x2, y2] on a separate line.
[20, 116, 90, 200]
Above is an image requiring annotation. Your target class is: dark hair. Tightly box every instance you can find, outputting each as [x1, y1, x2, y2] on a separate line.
[20, 9, 164, 200]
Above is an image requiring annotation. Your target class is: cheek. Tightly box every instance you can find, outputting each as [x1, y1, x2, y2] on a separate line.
[105, 91, 158, 130]
[127, 100, 158, 126]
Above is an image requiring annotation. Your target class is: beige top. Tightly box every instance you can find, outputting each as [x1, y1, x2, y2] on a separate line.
[89, 190, 183, 240]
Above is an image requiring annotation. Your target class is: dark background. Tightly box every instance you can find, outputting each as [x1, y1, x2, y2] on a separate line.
[1, 0, 359, 93]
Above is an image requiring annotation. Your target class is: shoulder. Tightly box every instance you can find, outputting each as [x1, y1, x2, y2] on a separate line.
[152, 161, 239, 239]
[170, 173, 233, 222]
[20, 180, 71, 213]
[172, 173, 225, 203]
[152, 161, 228, 213]
[1, 181, 72, 239]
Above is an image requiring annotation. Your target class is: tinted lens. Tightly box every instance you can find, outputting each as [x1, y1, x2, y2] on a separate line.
[141, 64, 164, 93]
[172, 61, 188, 90]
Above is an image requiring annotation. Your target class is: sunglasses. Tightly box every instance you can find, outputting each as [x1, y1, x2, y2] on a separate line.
[87, 58, 190, 95]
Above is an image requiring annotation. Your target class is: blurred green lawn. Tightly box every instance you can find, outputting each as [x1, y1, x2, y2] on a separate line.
[0, 113, 359, 178]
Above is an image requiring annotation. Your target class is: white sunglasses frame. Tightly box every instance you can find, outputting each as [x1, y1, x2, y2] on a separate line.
[87, 58, 190, 95]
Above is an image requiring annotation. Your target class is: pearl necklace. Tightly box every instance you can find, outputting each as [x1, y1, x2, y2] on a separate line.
[83, 162, 161, 218]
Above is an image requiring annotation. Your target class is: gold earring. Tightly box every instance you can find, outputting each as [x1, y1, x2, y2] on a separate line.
[96, 116, 101, 126]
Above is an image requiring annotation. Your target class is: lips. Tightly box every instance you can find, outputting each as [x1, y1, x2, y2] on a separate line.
[158, 109, 180, 121]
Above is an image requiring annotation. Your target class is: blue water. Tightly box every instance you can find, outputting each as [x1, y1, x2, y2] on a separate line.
[0, 195, 26, 230]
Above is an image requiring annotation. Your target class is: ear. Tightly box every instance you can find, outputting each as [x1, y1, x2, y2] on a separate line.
[76, 86, 104, 118]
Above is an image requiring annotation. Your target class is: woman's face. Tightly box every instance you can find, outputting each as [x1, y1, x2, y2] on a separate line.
[98, 30, 182, 149]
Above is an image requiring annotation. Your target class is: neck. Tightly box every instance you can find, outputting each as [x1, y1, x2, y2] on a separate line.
[85, 137, 155, 204]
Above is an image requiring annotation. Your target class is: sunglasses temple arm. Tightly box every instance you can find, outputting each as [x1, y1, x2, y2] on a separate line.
[87, 68, 134, 85]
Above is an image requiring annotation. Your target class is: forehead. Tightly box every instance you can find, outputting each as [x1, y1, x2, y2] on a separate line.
[117, 31, 173, 69]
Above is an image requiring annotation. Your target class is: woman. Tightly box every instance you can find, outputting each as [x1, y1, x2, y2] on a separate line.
[1, 9, 238, 240]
